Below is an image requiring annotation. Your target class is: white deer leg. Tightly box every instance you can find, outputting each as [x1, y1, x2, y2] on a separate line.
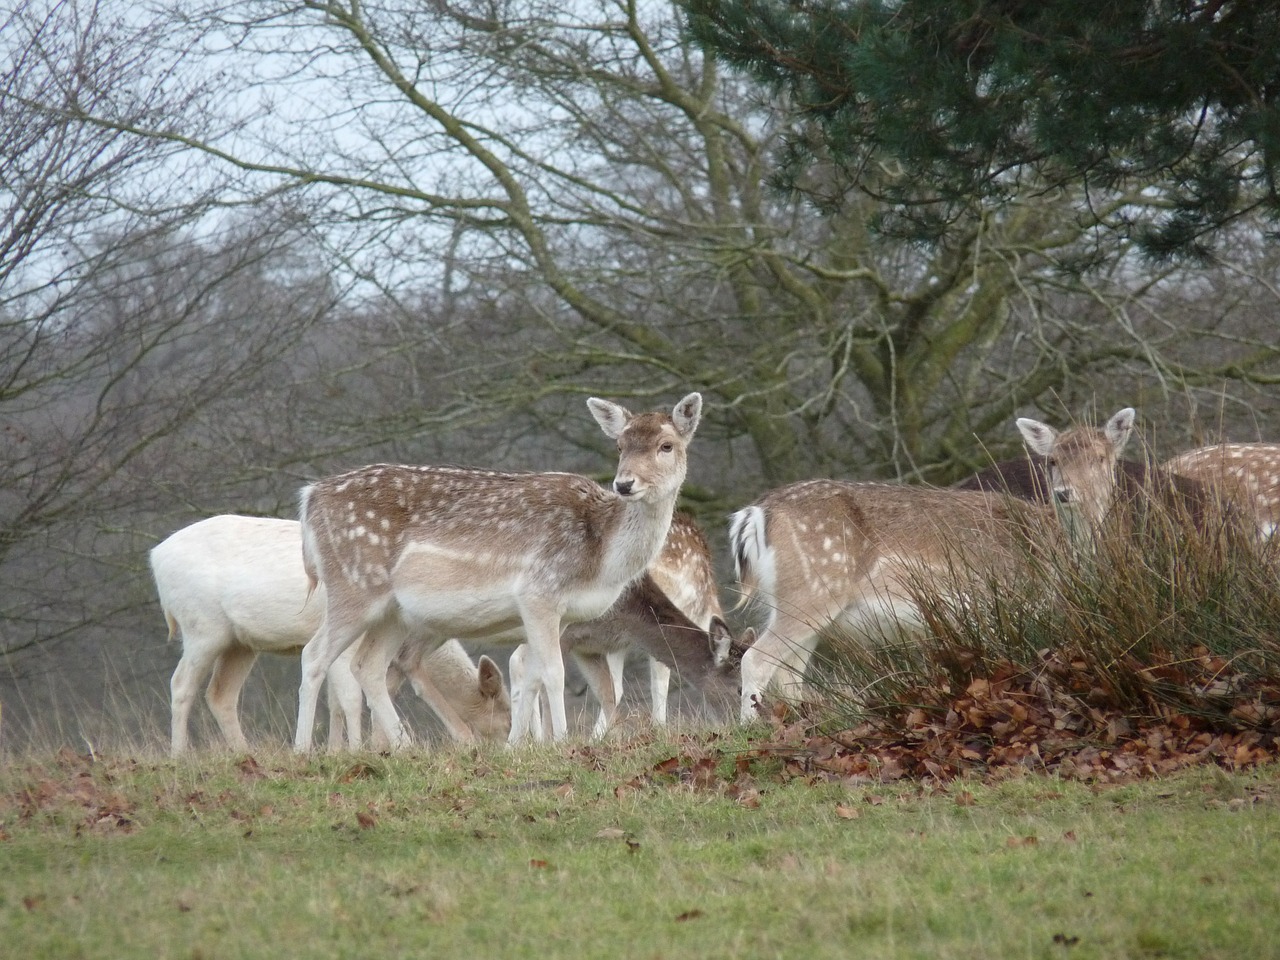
[326, 646, 365, 751]
[574, 650, 620, 738]
[296, 615, 368, 752]
[170, 641, 223, 757]
[350, 625, 413, 751]
[739, 611, 819, 722]
[647, 657, 671, 726]
[205, 645, 258, 752]
[509, 645, 552, 742]
[513, 603, 566, 742]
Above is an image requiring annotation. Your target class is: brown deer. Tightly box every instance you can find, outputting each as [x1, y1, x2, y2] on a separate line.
[958, 409, 1234, 543]
[731, 481, 1048, 722]
[1011, 408, 1137, 537]
[731, 410, 1142, 722]
[1162, 443, 1280, 542]
[294, 393, 702, 749]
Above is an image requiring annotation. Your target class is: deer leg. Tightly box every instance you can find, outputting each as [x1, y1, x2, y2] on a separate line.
[170, 638, 225, 757]
[509, 645, 551, 742]
[350, 624, 413, 751]
[363, 661, 409, 752]
[296, 610, 370, 753]
[513, 603, 565, 742]
[205, 645, 258, 752]
[739, 611, 820, 722]
[647, 657, 671, 726]
[574, 650, 620, 738]
[326, 645, 365, 751]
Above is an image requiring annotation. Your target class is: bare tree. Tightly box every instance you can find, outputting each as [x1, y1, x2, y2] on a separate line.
[59, 0, 1273, 495]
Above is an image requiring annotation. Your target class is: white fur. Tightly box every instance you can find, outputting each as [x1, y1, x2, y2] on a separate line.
[151, 514, 509, 756]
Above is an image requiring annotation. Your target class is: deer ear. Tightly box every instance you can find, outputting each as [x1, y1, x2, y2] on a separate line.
[587, 397, 631, 439]
[672, 392, 702, 438]
[708, 616, 732, 666]
[477, 655, 504, 699]
[1016, 417, 1057, 458]
[1105, 407, 1136, 453]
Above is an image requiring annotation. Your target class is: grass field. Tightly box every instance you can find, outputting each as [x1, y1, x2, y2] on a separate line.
[3, 728, 1278, 960]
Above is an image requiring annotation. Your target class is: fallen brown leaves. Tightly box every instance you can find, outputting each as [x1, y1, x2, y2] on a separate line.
[615, 653, 1278, 798]
[7, 748, 139, 835]
[751, 651, 1280, 787]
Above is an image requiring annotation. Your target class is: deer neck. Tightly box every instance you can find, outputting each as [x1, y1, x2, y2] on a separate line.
[599, 490, 678, 591]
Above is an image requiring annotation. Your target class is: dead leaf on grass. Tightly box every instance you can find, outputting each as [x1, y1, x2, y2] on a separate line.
[339, 762, 382, 783]
[675, 909, 704, 922]
[355, 811, 378, 830]
[834, 803, 861, 820]
[236, 756, 267, 780]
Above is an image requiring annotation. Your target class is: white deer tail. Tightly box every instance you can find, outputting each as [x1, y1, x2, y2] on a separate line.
[298, 484, 321, 599]
[728, 505, 772, 610]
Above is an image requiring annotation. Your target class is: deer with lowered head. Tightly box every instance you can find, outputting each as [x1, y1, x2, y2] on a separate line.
[294, 393, 703, 749]
[509, 510, 742, 737]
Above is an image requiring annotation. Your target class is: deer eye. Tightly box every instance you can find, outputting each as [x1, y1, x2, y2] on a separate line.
[660, 441, 674, 453]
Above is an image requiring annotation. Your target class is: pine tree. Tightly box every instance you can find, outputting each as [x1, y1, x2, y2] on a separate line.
[682, 0, 1280, 256]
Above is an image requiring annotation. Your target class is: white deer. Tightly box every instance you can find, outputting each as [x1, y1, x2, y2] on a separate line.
[731, 411, 1138, 722]
[294, 393, 703, 749]
[509, 510, 737, 737]
[151, 515, 510, 757]
[1162, 442, 1280, 542]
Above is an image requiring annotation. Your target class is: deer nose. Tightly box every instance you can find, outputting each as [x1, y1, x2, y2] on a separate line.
[614, 479, 634, 496]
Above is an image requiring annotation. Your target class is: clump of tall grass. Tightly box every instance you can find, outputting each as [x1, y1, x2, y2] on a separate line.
[811, 489, 1280, 738]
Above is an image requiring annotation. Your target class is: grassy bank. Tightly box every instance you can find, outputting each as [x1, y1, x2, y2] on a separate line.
[2, 732, 1278, 959]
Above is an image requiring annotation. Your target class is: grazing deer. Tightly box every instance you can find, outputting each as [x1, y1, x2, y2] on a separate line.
[1162, 443, 1280, 542]
[295, 393, 703, 750]
[731, 481, 1047, 722]
[510, 511, 740, 737]
[151, 515, 510, 757]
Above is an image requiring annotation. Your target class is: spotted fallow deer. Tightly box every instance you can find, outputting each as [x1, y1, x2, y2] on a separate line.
[1012, 408, 1137, 538]
[731, 410, 1149, 722]
[294, 393, 703, 750]
[1162, 443, 1280, 542]
[151, 515, 510, 757]
[959, 408, 1232, 542]
[510, 510, 738, 737]
[731, 481, 1048, 722]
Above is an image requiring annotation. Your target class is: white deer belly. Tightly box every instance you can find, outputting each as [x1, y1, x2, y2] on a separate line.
[389, 542, 525, 635]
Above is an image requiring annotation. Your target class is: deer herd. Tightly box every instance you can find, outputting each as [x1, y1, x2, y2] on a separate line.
[149, 394, 1280, 756]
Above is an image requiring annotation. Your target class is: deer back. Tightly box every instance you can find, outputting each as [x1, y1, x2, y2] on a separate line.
[1164, 443, 1280, 538]
[733, 480, 1041, 623]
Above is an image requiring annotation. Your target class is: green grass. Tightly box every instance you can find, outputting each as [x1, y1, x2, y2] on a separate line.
[3, 732, 1279, 959]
